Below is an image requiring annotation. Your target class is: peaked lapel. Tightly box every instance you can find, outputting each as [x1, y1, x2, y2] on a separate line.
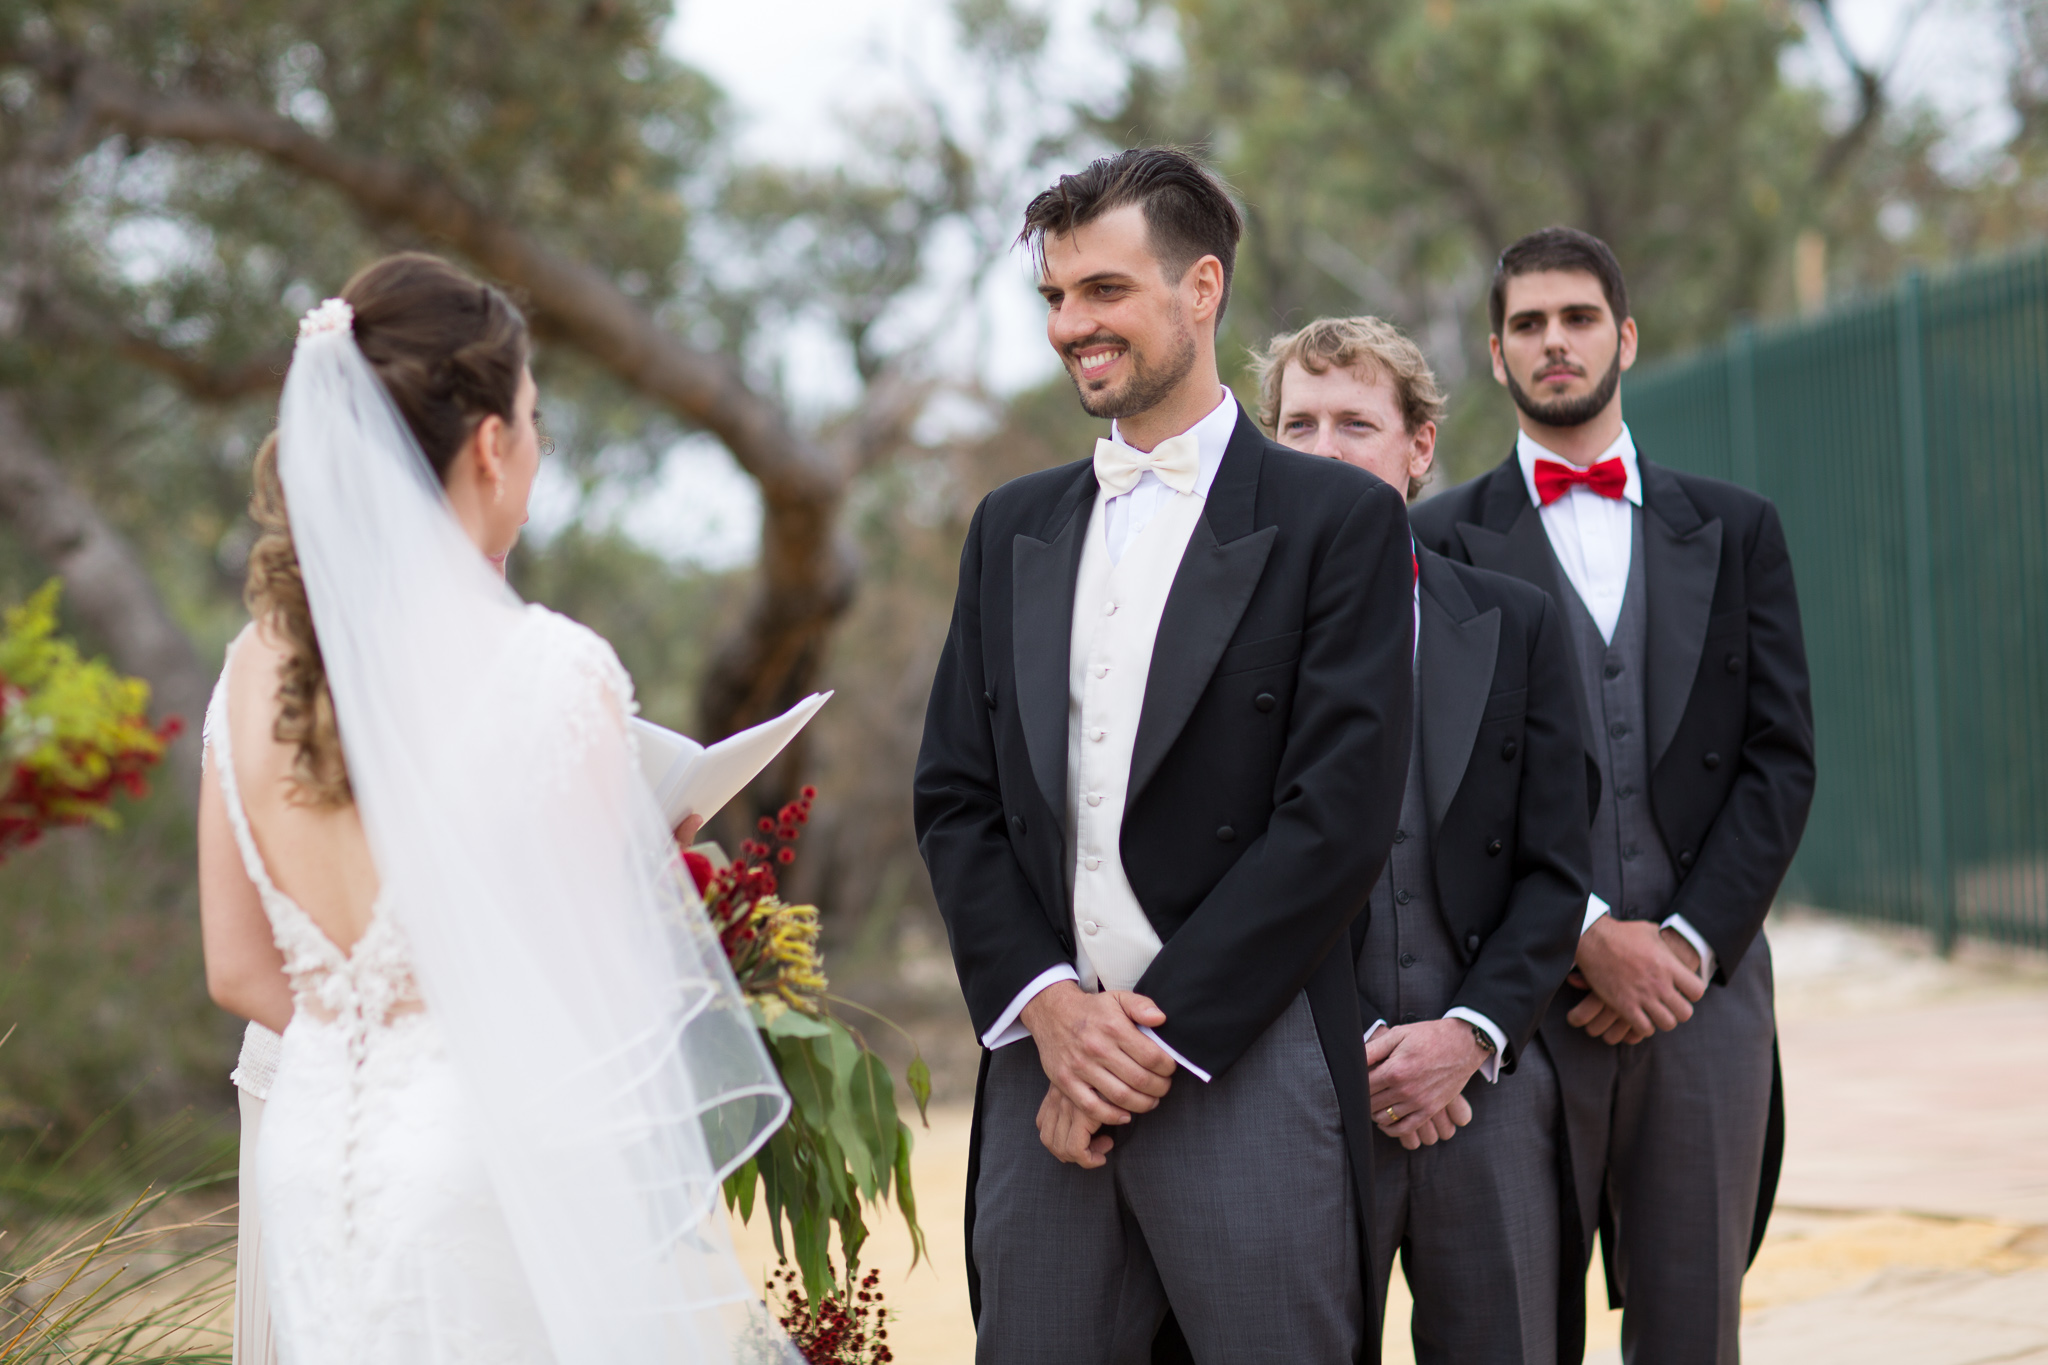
[1639, 461, 1722, 766]
[1011, 465, 1098, 822]
[1416, 554, 1499, 837]
[1127, 411, 1277, 805]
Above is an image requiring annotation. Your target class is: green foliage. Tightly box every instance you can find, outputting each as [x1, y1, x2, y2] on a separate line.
[0, 1063, 236, 1364]
[724, 1002, 929, 1308]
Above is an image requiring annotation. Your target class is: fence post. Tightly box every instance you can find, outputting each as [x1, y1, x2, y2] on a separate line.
[1728, 324, 1759, 489]
[1895, 273, 1955, 954]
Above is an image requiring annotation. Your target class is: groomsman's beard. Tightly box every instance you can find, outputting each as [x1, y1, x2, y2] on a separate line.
[1504, 345, 1623, 429]
[1066, 313, 1199, 422]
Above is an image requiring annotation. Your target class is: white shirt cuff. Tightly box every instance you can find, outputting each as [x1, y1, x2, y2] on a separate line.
[1580, 893, 1611, 937]
[1363, 1018, 1388, 1046]
[979, 963, 1080, 1050]
[1141, 1025, 1212, 1083]
[1443, 1007, 1506, 1083]
[1660, 913, 1717, 984]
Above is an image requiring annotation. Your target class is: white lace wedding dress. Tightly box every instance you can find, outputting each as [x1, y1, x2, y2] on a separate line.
[206, 611, 630, 1365]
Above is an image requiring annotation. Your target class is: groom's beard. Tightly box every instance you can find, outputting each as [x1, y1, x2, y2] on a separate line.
[1064, 311, 1199, 421]
[1504, 345, 1623, 428]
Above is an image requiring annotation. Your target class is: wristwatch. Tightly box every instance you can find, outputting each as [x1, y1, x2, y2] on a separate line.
[1470, 1023, 1498, 1057]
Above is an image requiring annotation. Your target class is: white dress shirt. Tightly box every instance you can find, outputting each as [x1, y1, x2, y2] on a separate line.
[978, 389, 1237, 1076]
[1517, 426, 1716, 983]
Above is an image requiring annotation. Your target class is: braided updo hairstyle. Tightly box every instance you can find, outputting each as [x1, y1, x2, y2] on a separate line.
[245, 253, 530, 806]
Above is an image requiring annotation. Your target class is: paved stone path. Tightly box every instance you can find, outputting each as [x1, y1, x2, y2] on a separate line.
[730, 910, 2048, 1362]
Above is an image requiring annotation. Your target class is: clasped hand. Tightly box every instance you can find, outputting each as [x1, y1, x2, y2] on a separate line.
[1021, 981, 1175, 1168]
[1566, 918, 1706, 1044]
[1366, 1019, 1481, 1150]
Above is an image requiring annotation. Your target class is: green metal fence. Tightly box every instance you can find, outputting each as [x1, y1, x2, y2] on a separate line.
[1627, 246, 2048, 951]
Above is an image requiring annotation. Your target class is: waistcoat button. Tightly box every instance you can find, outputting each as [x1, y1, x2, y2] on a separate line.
[1604, 661, 1623, 679]
[1501, 738, 1518, 761]
[1216, 825, 1235, 842]
[1703, 751, 1722, 770]
[1401, 1013, 1419, 1025]
[1465, 932, 1481, 953]
[1399, 953, 1416, 968]
[1610, 722, 1628, 739]
[1486, 838, 1503, 856]
[1726, 653, 1743, 674]
[1254, 692, 1276, 713]
[1624, 844, 1639, 860]
[1010, 815, 1026, 835]
[1393, 828, 1406, 844]
[1395, 889, 1412, 905]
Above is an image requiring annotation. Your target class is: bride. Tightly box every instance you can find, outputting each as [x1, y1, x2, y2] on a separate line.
[195, 253, 793, 1364]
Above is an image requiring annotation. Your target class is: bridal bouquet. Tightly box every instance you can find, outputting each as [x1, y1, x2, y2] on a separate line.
[0, 581, 176, 861]
[687, 792, 930, 1308]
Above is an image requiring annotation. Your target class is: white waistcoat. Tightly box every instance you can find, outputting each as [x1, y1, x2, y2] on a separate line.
[1065, 483, 1207, 991]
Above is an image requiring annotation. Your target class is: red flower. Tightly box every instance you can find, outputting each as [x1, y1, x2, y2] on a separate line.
[682, 849, 714, 894]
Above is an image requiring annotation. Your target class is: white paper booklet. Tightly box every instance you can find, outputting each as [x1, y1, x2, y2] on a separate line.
[630, 691, 832, 828]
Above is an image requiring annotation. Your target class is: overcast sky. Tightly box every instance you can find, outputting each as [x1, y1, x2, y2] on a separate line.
[551, 0, 2017, 569]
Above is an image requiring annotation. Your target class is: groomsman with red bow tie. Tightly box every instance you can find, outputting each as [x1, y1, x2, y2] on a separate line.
[1410, 227, 1817, 1365]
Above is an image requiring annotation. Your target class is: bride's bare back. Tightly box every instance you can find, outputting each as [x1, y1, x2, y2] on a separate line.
[226, 621, 382, 955]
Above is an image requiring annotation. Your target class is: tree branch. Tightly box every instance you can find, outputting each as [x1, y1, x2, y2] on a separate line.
[0, 393, 207, 798]
[1809, 0, 1889, 190]
[27, 45, 860, 747]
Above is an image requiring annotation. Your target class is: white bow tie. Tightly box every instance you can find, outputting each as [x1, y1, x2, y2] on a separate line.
[1093, 431, 1201, 498]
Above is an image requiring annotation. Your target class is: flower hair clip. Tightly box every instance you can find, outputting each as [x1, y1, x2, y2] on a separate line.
[297, 297, 355, 341]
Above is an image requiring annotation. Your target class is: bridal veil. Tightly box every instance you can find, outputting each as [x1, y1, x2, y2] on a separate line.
[276, 306, 792, 1361]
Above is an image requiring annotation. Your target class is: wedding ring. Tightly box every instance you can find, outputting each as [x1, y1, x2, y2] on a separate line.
[1385, 1106, 1399, 1123]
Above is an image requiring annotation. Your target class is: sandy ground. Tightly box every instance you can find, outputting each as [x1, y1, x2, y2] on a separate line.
[730, 909, 2048, 1363]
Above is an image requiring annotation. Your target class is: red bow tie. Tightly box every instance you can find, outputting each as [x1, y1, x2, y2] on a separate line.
[1533, 457, 1628, 506]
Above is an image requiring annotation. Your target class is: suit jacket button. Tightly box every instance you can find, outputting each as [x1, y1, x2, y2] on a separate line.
[1395, 888, 1412, 905]
[1703, 751, 1722, 770]
[1399, 952, 1417, 968]
[1393, 828, 1406, 844]
[985, 690, 997, 709]
[1254, 692, 1276, 713]
[1400, 1012, 1419, 1025]
[1010, 815, 1026, 835]
[1465, 931, 1481, 953]
[1678, 850, 1696, 869]
[1501, 738, 1518, 761]
[1216, 825, 1235, 842]
[1726, 653, 1743, 674]
[1486, 839, 1503, 857]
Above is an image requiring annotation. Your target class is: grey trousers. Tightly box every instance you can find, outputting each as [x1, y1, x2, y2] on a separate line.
[973, 995, 1363, 1365]
[1549, 934, 1776, 1365]
[1370, 1035, 1560, 1365]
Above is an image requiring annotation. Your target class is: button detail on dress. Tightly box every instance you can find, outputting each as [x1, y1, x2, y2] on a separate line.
[1095, 665, 1111, 679]
[1090, 728, 1107, 742]
[1082, 920, 1100, 936]
[1086, 793, 1103, 807]
[1084, 856, 1101, 871]
[1103, 600, 1118, 616]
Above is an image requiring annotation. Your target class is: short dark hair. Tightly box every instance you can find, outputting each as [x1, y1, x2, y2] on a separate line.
[1488, 227, 1630, 336]
[1018, 147, 1243, 323]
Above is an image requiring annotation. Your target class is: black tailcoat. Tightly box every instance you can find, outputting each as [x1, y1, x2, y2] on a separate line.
[1354, 550, 1592, 1063]
[1409, 451, 1815, 1349]
[915, 406, 1415, 1350]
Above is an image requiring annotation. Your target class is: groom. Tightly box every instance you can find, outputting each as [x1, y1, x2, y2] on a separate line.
[915, 147, 1414, 1362]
